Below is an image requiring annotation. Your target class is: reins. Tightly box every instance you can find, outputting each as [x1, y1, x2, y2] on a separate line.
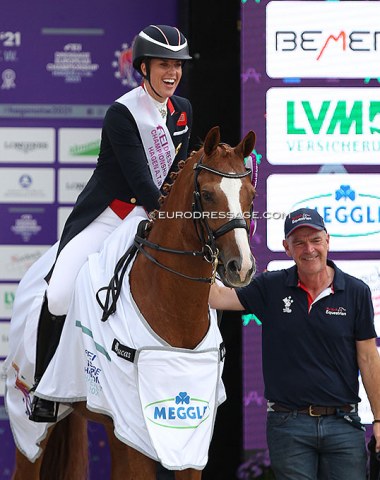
[96, 149, 252, 322]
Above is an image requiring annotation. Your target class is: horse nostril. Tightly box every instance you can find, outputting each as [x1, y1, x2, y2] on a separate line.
[227, 259, 241, 274]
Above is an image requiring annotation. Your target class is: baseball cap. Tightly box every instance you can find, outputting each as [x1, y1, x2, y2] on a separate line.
[284, 208, 326, 238]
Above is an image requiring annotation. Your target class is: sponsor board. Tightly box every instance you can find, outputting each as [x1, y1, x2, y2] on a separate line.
[266, 1, 380, 78]
[0, 127, 55, 163]
[0, 321, 9, 357]
[266, 174, 380, 252]
[0, 168, 54, 203]
[58, 168, 94, 203]
[0, 245, 49, 280]
[58, 128, 100, 164]
[0, 283, 17, 318]
[267, 88, 380, 165]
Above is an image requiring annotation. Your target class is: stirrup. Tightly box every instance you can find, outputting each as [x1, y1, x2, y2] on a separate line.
[29, 396, 58, 423]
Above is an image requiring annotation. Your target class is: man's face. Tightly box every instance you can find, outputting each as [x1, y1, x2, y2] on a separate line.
[283, 227, 330, 276]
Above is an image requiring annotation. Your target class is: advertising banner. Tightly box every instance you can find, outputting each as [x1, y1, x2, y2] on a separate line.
[0, 1, 178, 477]
[242, 0, 380, 456]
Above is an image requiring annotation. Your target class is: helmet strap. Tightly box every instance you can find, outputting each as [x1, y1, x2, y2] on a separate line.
[142, 59, 165, 100]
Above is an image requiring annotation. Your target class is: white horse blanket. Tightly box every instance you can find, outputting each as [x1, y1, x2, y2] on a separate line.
[3, 209, 226, 470]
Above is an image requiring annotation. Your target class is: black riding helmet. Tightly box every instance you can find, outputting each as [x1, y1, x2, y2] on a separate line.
[132, 25, 192, 76]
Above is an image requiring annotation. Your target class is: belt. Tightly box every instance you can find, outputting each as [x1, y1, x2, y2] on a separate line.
[269, 403, 357, 417]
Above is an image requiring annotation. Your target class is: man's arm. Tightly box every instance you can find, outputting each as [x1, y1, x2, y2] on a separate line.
[357, 338, 380, 450]
[209, 283, 245, 310]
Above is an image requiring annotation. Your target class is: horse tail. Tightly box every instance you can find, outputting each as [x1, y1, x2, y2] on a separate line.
[41, 413, 88, 480]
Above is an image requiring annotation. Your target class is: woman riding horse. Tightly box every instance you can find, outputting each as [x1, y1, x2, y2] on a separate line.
[30, 24, 193, 422]
[5, 126, 257, 479]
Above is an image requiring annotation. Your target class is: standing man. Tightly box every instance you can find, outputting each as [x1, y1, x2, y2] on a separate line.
[210, 207, 380, 480]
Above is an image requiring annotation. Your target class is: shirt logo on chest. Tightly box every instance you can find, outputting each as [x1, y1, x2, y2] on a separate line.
[326, 307, 347, 316]
[283, 296, 294, 313]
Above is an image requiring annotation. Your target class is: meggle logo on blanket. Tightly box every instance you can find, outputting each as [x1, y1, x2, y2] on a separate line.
[144, 391, 210, 429]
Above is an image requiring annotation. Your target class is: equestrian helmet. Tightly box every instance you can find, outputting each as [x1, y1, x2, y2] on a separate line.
[133, 25, 192, 75]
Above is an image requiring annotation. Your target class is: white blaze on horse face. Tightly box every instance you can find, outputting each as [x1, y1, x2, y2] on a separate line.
[219, 176, 253, 282]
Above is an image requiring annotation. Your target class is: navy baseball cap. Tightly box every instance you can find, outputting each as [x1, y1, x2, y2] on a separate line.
[284, 208, 326, 238]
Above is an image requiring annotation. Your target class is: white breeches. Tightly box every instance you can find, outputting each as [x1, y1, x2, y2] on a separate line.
[46, 207, 123, 315]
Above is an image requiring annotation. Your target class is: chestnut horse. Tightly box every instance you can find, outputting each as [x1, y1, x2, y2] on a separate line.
[8, 126, 256, 480]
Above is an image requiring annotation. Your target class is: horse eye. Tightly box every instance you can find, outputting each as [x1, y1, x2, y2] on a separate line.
[201, 190, 213, 202]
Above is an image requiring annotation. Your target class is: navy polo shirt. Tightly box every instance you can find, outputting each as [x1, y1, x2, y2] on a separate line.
[237, 260, 376, 409]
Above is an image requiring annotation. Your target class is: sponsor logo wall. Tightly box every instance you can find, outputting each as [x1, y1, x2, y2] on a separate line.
[0, 1, 177, 475]
[242, 0, 380, 453]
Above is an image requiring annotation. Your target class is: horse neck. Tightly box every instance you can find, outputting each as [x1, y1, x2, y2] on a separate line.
[130, 156, 213, 349]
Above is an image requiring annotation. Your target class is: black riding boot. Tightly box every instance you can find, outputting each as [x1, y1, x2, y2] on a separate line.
[29, 296, 65, 423]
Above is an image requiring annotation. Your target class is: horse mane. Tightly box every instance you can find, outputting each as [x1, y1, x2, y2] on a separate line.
[151, 142, 232, 219]
[149, 149, 198, 220]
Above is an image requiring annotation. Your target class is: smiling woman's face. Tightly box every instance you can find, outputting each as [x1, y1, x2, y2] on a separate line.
[141, 58, 182, 101]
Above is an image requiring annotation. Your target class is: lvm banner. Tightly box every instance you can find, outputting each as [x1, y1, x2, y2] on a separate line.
[267, 88, 380, 165]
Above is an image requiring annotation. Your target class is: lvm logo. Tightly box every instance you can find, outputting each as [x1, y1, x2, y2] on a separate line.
[267, 88, 380, 164]
[287, 100, 380, 135]
[144, 391, 210, 429]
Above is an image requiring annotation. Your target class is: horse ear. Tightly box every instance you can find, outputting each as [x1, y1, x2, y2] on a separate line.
[204, 126, 221, 156]
[234, 131, 256, 159]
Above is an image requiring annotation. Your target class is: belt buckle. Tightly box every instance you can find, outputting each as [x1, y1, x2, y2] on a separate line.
[308, 405, 321, 417]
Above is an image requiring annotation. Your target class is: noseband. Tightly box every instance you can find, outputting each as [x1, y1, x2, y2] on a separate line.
[96, 152, 251, 321]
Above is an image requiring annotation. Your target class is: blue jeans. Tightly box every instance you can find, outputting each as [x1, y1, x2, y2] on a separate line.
[266, 411, 367, 480]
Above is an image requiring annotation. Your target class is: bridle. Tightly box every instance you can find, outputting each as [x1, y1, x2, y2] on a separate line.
[96, 151, 252, 321]
[134, 152, 252, 282]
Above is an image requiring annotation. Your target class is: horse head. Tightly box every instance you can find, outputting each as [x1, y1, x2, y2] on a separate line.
[147, 126, 257, 289]
[192, 126, 257, 288]
[127, 126, 258, 344]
